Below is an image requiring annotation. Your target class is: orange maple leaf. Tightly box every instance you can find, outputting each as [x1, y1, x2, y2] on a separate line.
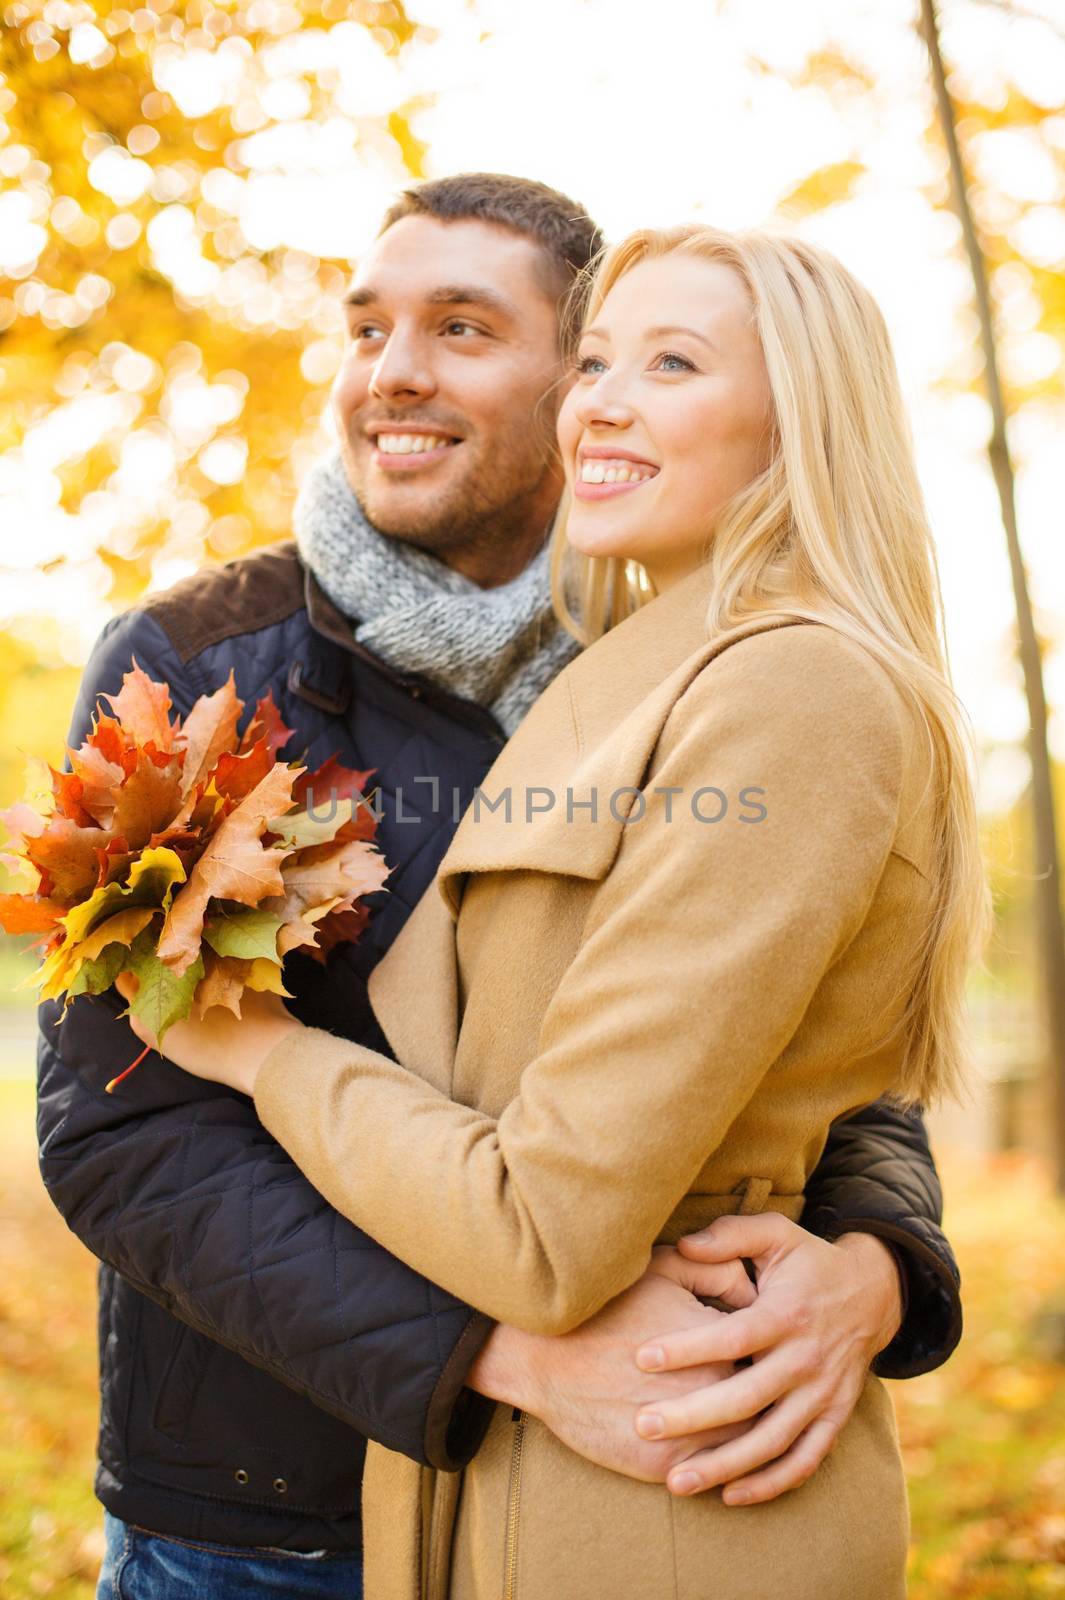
[0, 894, 67, 935]
[293, 754, 375, 813]
[26, 817, 120, 901]
[270, 836, 390, 924]
[310, 903, 373, 962]
[102, 660, 175, 752]
[49, 768, 96, 828]
[68, 742, 124, 827]
[156, 761, 300, 976]
[238, 688, 294, 759]
[211, 738, 277, 805]
[176, 672, 242, 797]
[110, 754, 185, 849]
[86, 714, 130, 767]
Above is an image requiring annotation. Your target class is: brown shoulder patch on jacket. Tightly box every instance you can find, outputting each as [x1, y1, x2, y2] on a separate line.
[139, 541, 306, 664]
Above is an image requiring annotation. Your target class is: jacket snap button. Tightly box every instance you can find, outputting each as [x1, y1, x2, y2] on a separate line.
[234, 1469, 249, 1485]
[273, 1478, 288, 1494]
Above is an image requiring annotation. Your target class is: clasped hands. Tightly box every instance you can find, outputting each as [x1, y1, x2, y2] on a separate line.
[467, 1221, 903, 1506]
[116, 979, 903, 1506]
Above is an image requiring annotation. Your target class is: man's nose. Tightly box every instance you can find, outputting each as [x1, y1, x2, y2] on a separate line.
[368, 332, 437, 403]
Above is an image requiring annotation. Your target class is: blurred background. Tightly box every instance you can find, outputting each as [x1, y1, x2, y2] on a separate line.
[1, 0, 1064, 1595]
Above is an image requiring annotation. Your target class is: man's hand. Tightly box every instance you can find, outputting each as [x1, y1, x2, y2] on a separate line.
[466, 1246, 753, 1483]
[630, 1215, 904, 1504]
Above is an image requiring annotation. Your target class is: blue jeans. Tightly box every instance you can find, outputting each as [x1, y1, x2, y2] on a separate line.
[96, 1512, 364, 1599]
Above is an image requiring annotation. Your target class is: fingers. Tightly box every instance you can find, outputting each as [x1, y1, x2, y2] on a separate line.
[683, 1255, 759, 1311]
[648, 1249, 758, 1310]
[663, 1392, 843, 1497]
[636, 1345, 811, 1440]
[718, 1417, 844, 1505]
[636, 1300, 784, 1374]
[677, 1212, 799, 1265]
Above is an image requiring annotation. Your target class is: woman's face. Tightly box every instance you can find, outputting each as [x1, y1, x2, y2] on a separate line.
[557, 253, 773, 592]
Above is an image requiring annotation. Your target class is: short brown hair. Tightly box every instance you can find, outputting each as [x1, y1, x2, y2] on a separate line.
[380, 171, 603, 343]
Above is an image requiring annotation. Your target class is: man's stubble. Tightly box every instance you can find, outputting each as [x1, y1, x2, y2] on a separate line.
[340, 404, 563, 570]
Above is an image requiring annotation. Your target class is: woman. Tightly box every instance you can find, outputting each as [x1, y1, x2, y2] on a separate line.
[128, 226, 988, 1598]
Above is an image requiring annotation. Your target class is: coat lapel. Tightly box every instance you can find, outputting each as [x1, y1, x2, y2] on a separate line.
[367, 565, 805, 1088]
[436, 571, 807, 912]
[366, 881, 461, 1095]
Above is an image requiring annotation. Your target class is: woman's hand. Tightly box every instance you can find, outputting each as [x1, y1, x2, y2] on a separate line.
[115, 972, 301, 1097]
[630, 1213, 904, 1504]
[466, 1245, 751, 1484]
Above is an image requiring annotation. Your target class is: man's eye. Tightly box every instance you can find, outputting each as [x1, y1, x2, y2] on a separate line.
[576, 355, 606, 375]
[443, 320, 479, 337]
[353, 324, 386, 342]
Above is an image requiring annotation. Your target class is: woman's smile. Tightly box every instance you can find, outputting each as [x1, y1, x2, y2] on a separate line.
[574, 446, 660, 500]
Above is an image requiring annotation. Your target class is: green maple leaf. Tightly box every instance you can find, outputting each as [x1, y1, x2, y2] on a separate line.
[203, 905, 284, 962]
[69, 944, 128, 997]
[123, 928, 204, 1044]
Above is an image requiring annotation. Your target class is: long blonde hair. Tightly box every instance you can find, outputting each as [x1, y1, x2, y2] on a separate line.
[551, 225, 990, 1106]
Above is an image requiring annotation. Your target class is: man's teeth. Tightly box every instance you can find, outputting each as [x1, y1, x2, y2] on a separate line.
[376, 433, 452, 455]
[578, 460, 656, 485]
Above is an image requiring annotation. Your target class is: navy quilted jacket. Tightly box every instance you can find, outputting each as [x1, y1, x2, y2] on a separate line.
[37, 545, 962, 1553]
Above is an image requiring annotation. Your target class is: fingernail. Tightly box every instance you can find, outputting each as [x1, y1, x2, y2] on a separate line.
[635, 1413, 664, 1439]
[670, 1471, 700, 1495]
[724, 1489, 750, 1506]
[637, 1345, 665, 1371]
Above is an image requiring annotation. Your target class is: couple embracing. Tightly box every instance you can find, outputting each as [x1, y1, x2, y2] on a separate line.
[40, 172, 986, 1600]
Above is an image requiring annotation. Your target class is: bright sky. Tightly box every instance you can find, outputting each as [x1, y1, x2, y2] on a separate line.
[3, 0, 1064, 813]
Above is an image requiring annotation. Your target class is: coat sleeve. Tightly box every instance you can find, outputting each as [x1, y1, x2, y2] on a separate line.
[36, 608, 494, 1470]
[255, 625, 922, 1336]
[802, 1100, 962, 1379]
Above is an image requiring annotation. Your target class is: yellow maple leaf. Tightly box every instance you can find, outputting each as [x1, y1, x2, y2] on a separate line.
[32, 847, 187, 999]
[244, 957, 293, 998]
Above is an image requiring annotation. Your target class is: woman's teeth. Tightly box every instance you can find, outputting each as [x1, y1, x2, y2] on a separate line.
[578, 459, 656, 484]
[377, 434, 452, 454]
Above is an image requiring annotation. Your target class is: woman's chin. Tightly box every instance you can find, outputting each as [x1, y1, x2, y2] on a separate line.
[565, 518, 640, 563]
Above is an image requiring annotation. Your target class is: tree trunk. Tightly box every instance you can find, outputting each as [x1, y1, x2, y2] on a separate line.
[919, 0, 1065, 1188]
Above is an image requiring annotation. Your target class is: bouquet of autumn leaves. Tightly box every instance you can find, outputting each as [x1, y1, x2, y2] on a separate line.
[0, 663, 389, 1091]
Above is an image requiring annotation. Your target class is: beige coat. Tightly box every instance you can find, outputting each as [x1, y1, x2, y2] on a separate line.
[256, 559, 937, 1600]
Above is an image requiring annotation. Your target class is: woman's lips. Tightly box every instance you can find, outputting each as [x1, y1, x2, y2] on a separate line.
[574, 477, 655, 501]
[574, 459, 659, 502]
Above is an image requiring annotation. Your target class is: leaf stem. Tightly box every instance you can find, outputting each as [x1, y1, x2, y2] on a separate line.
[105, 1043, 152, 1095]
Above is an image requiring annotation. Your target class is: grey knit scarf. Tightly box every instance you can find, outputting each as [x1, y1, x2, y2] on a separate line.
[294, 452, 581, 736]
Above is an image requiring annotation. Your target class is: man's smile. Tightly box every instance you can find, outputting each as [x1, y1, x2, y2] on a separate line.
[365, 425, 464, 472]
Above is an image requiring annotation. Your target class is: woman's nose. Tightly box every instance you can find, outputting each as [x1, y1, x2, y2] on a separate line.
[571, 375, 636, 431]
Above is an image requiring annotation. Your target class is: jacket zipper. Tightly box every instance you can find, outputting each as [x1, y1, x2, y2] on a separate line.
[502, 1409, 527, 1600]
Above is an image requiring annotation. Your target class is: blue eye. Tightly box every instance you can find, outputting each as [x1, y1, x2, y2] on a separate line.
[656, 351, 695, 372]
[576, 354, 606, 375]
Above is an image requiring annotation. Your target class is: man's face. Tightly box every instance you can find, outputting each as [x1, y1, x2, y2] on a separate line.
[332, 216, 568, 563]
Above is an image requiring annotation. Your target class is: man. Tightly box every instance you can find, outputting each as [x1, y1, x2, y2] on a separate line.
[38, 174, 961, 1599]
